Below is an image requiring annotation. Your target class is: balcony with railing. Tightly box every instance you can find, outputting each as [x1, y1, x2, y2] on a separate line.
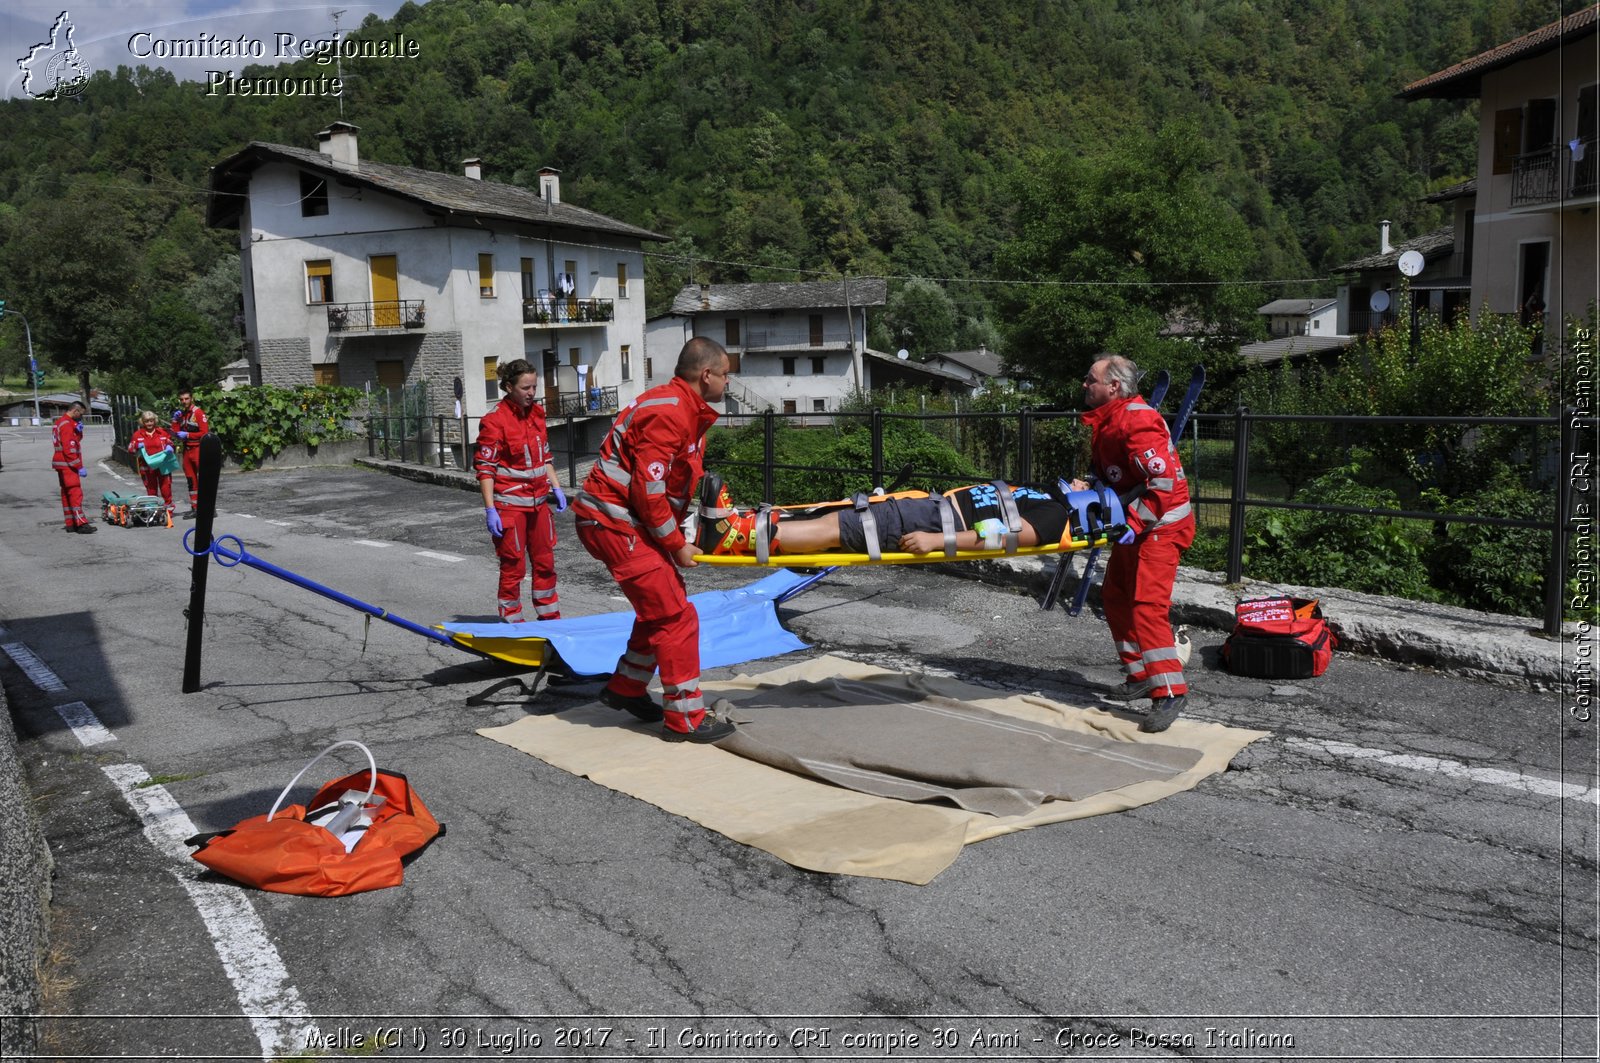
[327, 300, 426, 332]
[548, 385, 619, 417]
[522, 297, 614, 326]
[1512, 142, 1600, 208]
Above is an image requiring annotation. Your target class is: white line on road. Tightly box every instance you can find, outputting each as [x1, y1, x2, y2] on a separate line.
[1, 641, 68, 693]
[235, 513, 256, 519]
[96, 460, 129, 484]
[1288, 736, 1600, 805]
[265, 519, 292, 526]
[103, 763, 321, 1060]
[52, 700, 116, 747]
[415, 550, 465, 563]
[353, 539, 392, 548]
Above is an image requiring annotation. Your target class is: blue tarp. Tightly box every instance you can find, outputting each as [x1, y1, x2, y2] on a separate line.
[440, 569, 813, 676]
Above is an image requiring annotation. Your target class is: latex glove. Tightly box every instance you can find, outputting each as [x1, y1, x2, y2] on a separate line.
[163, 445, 175, 455]
[1116, 526, 1136, 545]
[484, 507, 503, 537]
[76, 467, 87, 477]
[176, 431, 189, 439]
[551, 485, 568, 512]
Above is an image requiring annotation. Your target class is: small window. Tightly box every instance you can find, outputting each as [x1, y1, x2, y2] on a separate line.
[300, 172, 328, 217]
[521, 258, 535, 300]
[812, 399, 825, 413]
[781, 357, 797, 375]
[809, 314, 824, 346]
[617, 262, 629, 299]
[726, 349, 741, 373]
[782, 400, 798, 414]
[725, 318, 741, 346]
[620, 344, 632, 382]
[305, 260, 333, 304]
[644, 356, 654, 381]
[313, 363, 341, 386]
[569, 347, 581, 368]
[478, 254, 495, 298]
[811, 355, 826, 374]
[375, 359, 406, 391]
[484, 357, 498, 402]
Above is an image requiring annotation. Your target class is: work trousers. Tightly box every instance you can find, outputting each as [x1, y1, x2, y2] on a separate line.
[56, 468, 87, 528]
[1101, 523, 1193, 699]
[491, 503, 560, 621]
[575, 519, 706, 733]
[180, 447, 201, 509]
[141, 468, 174, 514]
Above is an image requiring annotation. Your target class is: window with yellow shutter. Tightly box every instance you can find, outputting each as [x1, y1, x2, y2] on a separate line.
[478, 254, 495, 298]
[305, 260, 333, 304]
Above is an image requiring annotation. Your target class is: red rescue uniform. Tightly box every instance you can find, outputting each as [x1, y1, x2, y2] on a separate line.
[571, 375, 718, 735]
[128, 425, 176, 516]
[1082, 392, 1195, 699]
[474, 398, 560, 621]
[170, 401, 210, 510]
[52, 411, 89, 529]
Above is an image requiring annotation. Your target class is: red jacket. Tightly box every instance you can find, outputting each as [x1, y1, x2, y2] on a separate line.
[572, 374, 719, 553]
[474, 399, 552, 508]
[1082, 393, 1192, 535]
[171, 403, 209, 448]
[129, 426, 174, 469]
[51, 413, 83, 471]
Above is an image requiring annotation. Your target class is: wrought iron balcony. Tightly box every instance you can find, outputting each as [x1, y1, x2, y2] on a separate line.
[1512, 142, 1599, 206]
[327, 300, 426, 332]
[522, 297, 615, 326]
[551, 385, 618, 417]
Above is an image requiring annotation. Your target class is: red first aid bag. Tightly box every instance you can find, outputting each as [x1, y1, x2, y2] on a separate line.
[1222, 596, 1335, 679]
[188, 741, 442, 897]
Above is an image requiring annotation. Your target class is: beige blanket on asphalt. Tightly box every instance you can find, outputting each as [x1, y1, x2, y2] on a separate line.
[477, 656, 1266, 884]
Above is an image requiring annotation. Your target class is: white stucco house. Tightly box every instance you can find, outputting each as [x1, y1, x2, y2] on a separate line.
[206, 121, 667, 448]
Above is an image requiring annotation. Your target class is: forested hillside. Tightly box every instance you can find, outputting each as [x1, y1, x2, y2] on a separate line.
[0, 0, 1573, 397]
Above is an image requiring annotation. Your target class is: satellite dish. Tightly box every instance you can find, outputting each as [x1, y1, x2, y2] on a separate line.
[1397, 250, 1425, 277]
[1369, 290, 1392, 313]
[896, 348, 909, 360]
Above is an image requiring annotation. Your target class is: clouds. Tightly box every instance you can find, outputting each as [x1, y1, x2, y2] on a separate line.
[3, 0, 406, 99]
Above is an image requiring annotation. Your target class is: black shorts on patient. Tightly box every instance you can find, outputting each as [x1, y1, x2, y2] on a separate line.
[834, 497, 945, 553]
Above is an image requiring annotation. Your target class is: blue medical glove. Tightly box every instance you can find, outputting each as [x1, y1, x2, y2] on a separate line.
[76, 467, 87, 477]
[163, 445, 175, 455]
[484, 507, 503, 537]
[1116, 526, 1136, 545]
[551, 485, 568, 512]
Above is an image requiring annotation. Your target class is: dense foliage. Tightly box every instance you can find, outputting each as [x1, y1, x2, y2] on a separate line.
[0, 0, 1548, 399]
[193, 385, 363, 470]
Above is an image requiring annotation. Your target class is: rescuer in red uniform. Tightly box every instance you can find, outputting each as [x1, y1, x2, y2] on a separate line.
[52, 399, 94, 533]
[475, 359, 566, 622]
[169, 389, 210, 518]
[128, 410, 176, 523]
[571, 337, 735, 743]
[1071, 355, 1194, 733]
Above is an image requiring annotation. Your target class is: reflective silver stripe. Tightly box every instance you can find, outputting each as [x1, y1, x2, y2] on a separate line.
[1127, 402, 1155, 412]
[1142, 646, 1183, 663]
[991, 480, 1022, 554]
[617, 659, 654, 684]
[644, 480, 667, 496]
[936, 496, 958, 557]
[532, 586, 557, 601]
[668, 494, 689, 510]
[755, 504, 773, 564]
[1123, 661, 1144, 677]
[494, 465, 547, 480]
[648, 517, 676, 540]
[1116, 640, 1140, 654]
[1147, 477, 1176, 491]
[663, 694, 705, 715]
[854, 493, 881, 561]
[1146, 672, 1183, 696]
[598, 457, 631, 486]
[493, 493, 548, 507]
[1155, 501, 1192, 526]
[576, 491, 634, 524]
[534, 601, 560, 618]
[623, 649, 655, 669]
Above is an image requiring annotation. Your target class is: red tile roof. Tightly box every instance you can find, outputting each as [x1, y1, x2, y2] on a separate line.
[1400, 4, 1599, 99]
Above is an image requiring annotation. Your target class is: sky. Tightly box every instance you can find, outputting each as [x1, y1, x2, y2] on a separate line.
[2, 0, 412, 100]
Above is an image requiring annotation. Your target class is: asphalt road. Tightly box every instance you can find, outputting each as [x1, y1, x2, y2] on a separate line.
[1, 423, 1595, 1062]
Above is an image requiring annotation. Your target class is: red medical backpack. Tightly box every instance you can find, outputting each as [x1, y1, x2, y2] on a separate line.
[1222, 596, 1335, 679]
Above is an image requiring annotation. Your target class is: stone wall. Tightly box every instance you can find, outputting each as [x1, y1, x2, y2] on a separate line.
[255, 336, 315, 387]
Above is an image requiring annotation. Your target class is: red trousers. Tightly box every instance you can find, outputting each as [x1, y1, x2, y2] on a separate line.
[491, 503, 560, 621]
[179, 447, 201, 509]
[141, 468, 174, 513]
[1101, 523, 1193, 699]
[575, 519, 706, 733]
[56, 468, 87, 528]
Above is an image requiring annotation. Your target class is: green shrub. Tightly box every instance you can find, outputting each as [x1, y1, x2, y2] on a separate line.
[190, 385, 363, 471]
[1422, 473, 1552, 617]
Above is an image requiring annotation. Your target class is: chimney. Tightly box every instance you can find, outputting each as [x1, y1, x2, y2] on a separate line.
[537, 166, 561, 205]
[1380, 219, 1392, 254]
[699, 283, 710, 309]
[463, 157, 482, 180]
[316, 121, 360, 169]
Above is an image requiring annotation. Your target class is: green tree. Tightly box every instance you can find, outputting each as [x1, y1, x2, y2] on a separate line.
[880, 277, 957, 358]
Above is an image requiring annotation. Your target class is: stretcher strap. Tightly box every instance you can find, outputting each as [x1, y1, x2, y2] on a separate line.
[853, 492, 881, 561]
[754, 503, 774, 564]
[990, 480, 1022, 554]
[935, 495, 958, 557]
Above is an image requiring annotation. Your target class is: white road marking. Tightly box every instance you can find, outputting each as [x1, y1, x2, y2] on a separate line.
[353, 539, 392, 548]
[265, 519, 292, 527]
[415, 550, 464, 563]
[52, 700, 116, 747]
[1, 642, 68, 693]
[96, 460, 129, 484]
[1288, 736, 1600, 805]
[234, 513, 256, 519]
[102, 763, 321, 1060]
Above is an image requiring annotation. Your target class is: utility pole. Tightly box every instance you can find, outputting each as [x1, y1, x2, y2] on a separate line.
[331, 10, 347, 119]
[0, 301, 40, 422]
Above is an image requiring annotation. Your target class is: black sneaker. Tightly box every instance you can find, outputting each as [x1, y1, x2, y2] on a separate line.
[1105, 677, 1154, 701]
[662, 710, 736, 744]
[601, 688, 664, 723]
[72, 523, 97, 534]
[1140, 695, 1186, 734]
[182, 510, 198, 520]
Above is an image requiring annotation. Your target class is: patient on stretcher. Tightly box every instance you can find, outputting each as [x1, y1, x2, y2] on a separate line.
[695, 477, 1087, 559]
